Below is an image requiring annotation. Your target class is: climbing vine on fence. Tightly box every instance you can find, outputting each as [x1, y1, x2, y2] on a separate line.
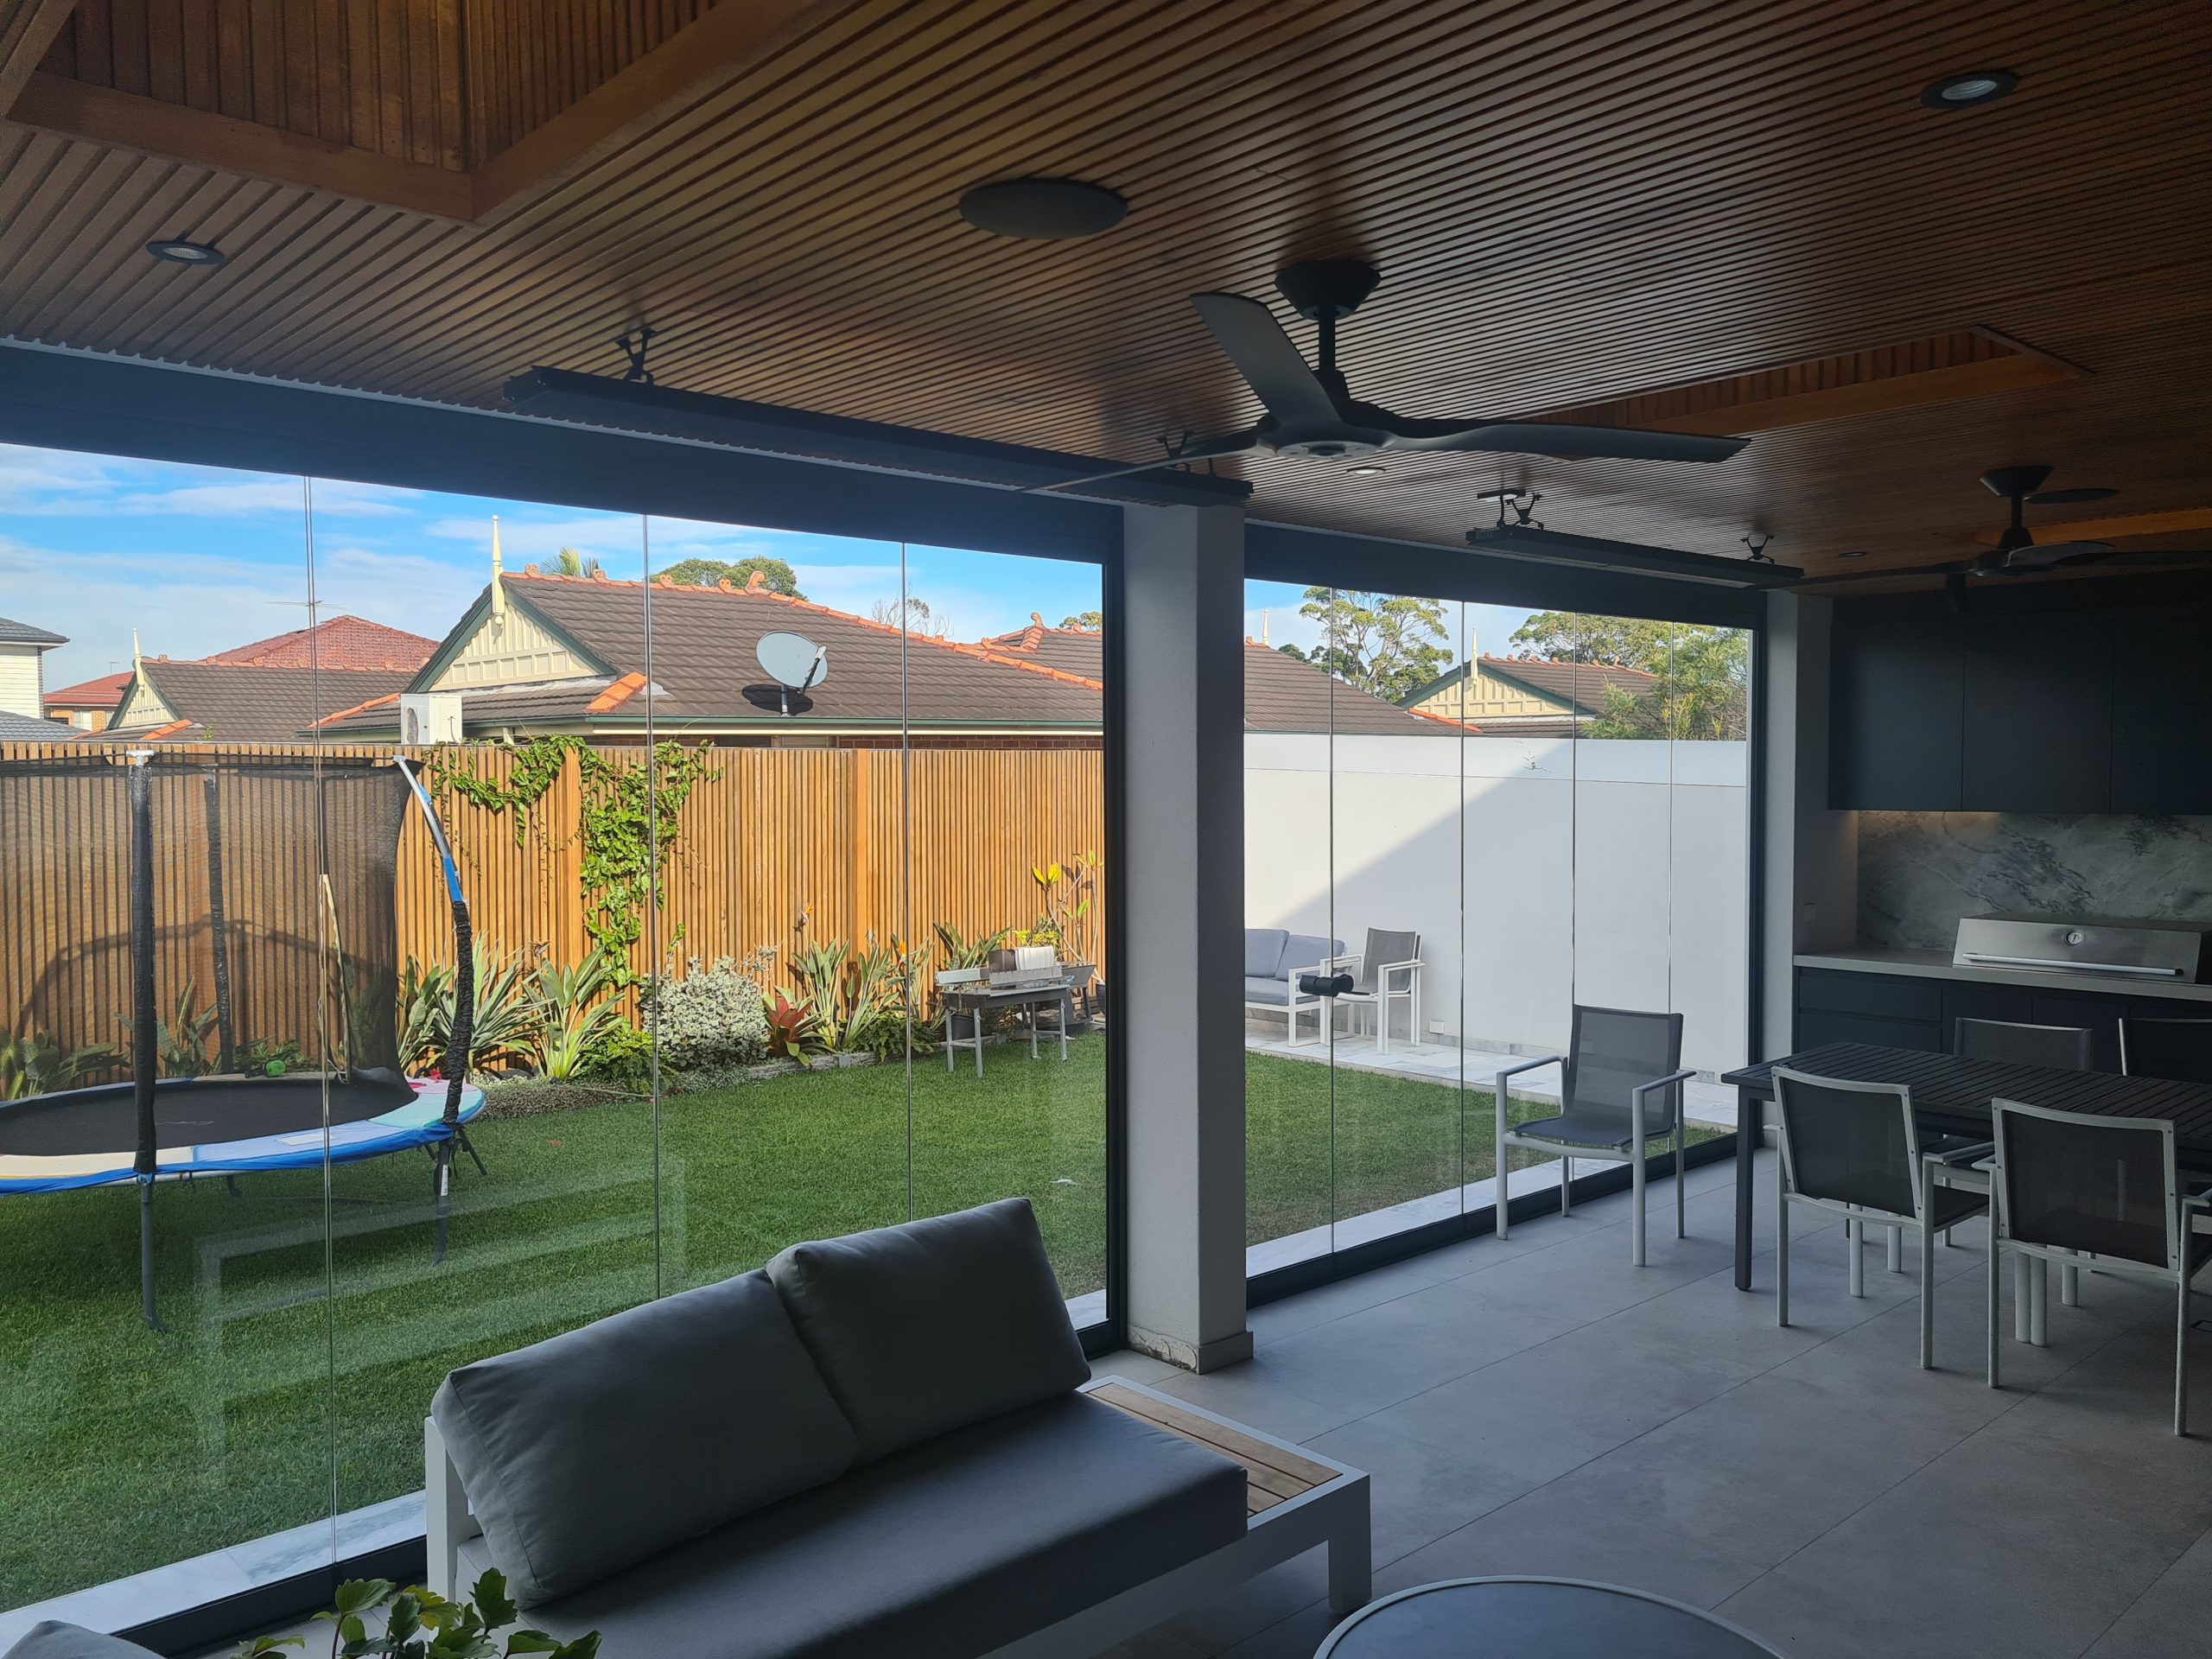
[430, 736, 721, 985]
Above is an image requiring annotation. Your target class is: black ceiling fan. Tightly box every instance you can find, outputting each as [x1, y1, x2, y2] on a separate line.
[1803, 466, 2199, 588]
[1041, 261, 1749, 491]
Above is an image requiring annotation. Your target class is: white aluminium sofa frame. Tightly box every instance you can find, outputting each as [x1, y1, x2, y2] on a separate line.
[425, 1375, 1371, 1657]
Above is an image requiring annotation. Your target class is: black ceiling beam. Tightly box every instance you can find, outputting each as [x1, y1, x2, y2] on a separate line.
[0, 345, 1125, 565]
[1248, 520, 1771, 628]
[1465, 525, 1802, 590]
[503, 365, 1250, 510]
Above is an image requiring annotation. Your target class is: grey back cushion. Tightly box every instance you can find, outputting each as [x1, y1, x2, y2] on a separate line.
[768, 1198, 1089, 1462]
[1243, 928, 1288, 979]
[1282, 934, 1344, 976]
[2, 1626, 157, 1659]
[432, 1269, 858, 1607]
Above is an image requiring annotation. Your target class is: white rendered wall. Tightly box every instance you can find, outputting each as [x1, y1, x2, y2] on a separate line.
[1245, 732, 1751, 1076]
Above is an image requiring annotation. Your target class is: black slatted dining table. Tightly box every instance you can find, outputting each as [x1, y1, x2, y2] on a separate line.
[1720, 1042, 2212, 1291]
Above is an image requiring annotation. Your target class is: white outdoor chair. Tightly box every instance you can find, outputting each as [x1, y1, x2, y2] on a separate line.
[1327, 929, 1422, 1054]
[1987, 1097, 2212, 1434]
[1495, 1006, 1695, 1266]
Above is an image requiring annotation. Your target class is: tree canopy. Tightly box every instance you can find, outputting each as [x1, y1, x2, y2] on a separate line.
[1509, 611, 1748, 740]
[657, 554, 805, 598]
[1060, 611, 1103, 632]
[1295, 588, 1452, 702]
[550, 547, 603, 578]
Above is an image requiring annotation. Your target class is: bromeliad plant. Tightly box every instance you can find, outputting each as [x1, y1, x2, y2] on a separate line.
[524, 949, 631, 1082]
[234, 1569, 598, 1659]
[397, 944, 541, 1077]
[0, 1029, 119, 1100]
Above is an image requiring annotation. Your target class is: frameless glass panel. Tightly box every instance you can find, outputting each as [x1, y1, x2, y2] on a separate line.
[1325, 590, 1464, 1251]
[316, 489, 661, 1549]
[1243, 580, 1340, 1271]
[905, 546, 1109, 1320]
[0, 448, 334, 1628]
[1668, 623, 1752, 1080]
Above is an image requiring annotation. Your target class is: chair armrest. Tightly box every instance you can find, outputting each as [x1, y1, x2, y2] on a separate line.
[2185, 1185, 2212, 1211]
[1929, 1140, 1997, 1168]
[1495, 1055, 1564, 1122]
[1376, 957, 1422, 988]
[1631, 1068, 1697, 1137]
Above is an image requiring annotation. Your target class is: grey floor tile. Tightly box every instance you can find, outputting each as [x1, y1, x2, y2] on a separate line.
[1217, 1599, 1344, 1658]
[1254, 1277, 1572, 1417]
[1093, 1347, 1187, 1385]
[2086, 1529, 2212, 1657]
[1374, 1477, 1767, 1611]
[1157, 1551, 1329, 1656]
[1248, 1255, 1457, 1344]
[1301, 1417, 1533, 1567]
[1153, 1360, 1360, 1443]
[1367, 1317, 1749, 1485]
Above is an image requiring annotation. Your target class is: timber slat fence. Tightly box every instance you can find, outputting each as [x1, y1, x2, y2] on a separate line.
[0, 741, 1104, 1063]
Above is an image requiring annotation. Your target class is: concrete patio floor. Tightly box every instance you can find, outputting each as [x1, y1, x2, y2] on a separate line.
[1097, 1148, 2212, 1659]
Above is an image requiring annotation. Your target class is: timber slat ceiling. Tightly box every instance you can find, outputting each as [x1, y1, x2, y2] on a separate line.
[1, 0, 2208, 581]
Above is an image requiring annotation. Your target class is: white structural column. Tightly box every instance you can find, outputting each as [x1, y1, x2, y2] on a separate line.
[1120, 503, 1253, 1372]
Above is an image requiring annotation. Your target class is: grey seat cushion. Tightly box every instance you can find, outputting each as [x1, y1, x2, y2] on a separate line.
[768, 1198, 1088, 1463]
[512, 1391, 1249, 1659]
[434, 1269, 858, 1608]
[1282, 934, 1343, 976]
[1244, 975, 1291, 1006]
[1243, 929, 1288, 979]
[2, 1625, 157, 1659]
[1513, 1109, 1680, 1150]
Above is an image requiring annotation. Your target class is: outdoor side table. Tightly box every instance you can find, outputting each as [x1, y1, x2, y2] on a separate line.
[1314, 1578, 1785, 1658]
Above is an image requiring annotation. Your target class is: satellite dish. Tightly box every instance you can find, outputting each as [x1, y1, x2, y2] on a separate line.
[755, 631, 827, 715]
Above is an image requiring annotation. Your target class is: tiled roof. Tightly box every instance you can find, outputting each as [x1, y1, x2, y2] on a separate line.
[0, 615, 67, 647]
[0, 709, 73, 741]
[201, 614, 437, 671]
[323, 574, 1107, 736]
[977, 615, 1109, 677]
[44, 670, 130, 710]
[1405, 655, 1657, 715]
[105, 661, 419, 743]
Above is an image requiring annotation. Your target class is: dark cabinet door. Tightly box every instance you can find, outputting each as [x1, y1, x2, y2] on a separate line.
[2111, 606, 2212, 812]
[1796, 1007, 1944, 1052]
[1960, 611, 2113, 812]
[1830, 612, 1963, 809]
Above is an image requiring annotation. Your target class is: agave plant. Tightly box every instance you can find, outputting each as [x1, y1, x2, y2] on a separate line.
[929, 920, 1007, 971]
[0, 1030, 120, 1101]
[525, 950, 632, 1082]
[790, 935, 924, 1058]
[395, 944, 541, 1077]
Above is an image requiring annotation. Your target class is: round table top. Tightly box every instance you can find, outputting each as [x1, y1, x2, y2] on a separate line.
[1315, 1578, 1785, 1658]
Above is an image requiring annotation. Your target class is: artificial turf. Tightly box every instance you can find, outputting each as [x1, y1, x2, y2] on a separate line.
[0, 1037, 1707, 1608]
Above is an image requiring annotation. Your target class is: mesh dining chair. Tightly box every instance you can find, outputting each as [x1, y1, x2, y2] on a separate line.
[2120, 1018, 2212, 1085]
[1496, 1006, 1694, 1266]
[1771, 1070, 1988, 1368]
[1955, 1018, 2096, 1071]
[1330, 929, 1422, 1054]
[1987, 1098, 2212, 1434]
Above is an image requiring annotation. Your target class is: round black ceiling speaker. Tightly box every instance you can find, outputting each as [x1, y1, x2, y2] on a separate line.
[957, 177, 1128, 239]
[145, 238, 227, 267]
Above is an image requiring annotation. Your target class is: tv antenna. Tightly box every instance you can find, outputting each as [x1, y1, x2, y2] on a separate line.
[755, 631, 827, 716]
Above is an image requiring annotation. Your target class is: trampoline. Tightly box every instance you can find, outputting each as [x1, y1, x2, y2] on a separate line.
[0, 1071, 483, 1194]
[0, 748, 483, 1327]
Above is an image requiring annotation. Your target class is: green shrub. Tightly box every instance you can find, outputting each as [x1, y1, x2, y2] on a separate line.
[645, 957, 770, 1070]
[578, 1023, 655, 1087]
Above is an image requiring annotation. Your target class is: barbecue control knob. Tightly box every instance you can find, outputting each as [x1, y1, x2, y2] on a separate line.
[2066, 930, 2085, 946]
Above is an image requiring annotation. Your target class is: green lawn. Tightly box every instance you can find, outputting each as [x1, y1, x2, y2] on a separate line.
[0, 1038, 1712, 1608]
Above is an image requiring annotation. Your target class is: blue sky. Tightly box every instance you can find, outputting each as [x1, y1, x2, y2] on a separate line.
[0, 442, 1525, 691]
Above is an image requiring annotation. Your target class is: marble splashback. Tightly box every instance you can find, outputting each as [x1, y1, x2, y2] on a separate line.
[1858, 813, 2212, 950]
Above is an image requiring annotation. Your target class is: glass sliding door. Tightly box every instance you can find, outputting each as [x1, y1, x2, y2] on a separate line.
[1245, 582, 1758, 1287]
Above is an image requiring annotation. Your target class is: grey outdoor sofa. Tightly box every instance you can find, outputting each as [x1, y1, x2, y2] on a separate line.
[1243, 927, 1344, 1044]
[421, 1198, 1370, 1658]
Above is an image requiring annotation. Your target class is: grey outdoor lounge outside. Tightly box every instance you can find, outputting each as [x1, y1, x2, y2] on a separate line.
[1495, 1006, 1696, 1267]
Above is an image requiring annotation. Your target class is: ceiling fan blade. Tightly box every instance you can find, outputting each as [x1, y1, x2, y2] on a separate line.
[1188, 293, 1342, 427]
[2026, 486, 2118, 505]
[1030, 429, 1265, 493]
[1383, 419, 1747, 464]
[1998, 539, 2115, 570]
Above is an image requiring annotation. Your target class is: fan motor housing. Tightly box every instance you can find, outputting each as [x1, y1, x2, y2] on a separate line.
[1265, 420, 1390, 459]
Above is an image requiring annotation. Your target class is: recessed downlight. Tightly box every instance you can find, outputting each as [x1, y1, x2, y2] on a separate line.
[1348, 463, 1386, 476]
[1839, 550, 1869, 559]
[1920, 70, 2018, 110]
[145, 238, 226, 267]
[957, 178, 1128, 239]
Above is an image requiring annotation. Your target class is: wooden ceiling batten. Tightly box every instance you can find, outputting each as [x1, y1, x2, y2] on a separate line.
[0, 0, 2203, 581]
[0, 0, 73, 111]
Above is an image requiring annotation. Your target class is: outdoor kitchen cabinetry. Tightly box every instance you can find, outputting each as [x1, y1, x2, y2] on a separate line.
[1794, 965, 2183, 1073]
[1827, 586, 2212, 815]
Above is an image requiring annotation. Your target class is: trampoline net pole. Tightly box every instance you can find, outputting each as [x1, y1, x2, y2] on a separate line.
[128, 753, 162, 1332]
